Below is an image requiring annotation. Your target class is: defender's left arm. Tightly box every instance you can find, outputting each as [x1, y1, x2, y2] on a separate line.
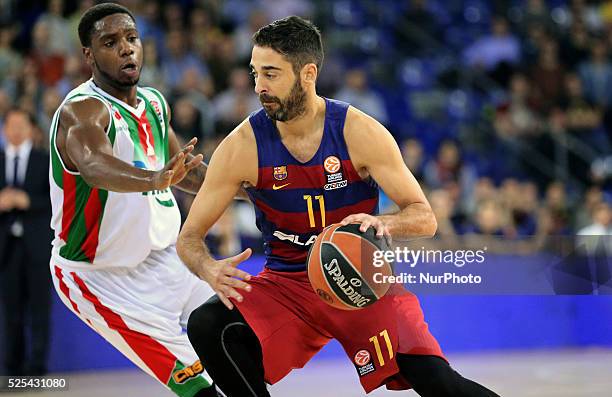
[342, 107, 437, 240]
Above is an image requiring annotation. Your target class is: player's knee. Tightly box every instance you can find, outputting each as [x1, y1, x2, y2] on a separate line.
[398, 355, 462, 397]
[187, 297, 231, 347]
[415, 369, 463, 396]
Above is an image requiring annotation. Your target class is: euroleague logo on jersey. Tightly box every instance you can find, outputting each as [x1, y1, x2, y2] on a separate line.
[324, 156, 341, 173]
[323, 155, 347, 191]
[354, 350, 371, 366]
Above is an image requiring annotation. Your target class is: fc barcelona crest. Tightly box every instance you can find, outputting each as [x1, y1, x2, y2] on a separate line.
[273, 166, 288, 180]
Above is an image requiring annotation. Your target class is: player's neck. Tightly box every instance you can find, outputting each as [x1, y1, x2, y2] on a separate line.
[276, 95, 325, 137]
[92, 76, 138, 107]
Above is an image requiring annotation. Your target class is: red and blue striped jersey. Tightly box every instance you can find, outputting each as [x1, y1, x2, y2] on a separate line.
[246, 98, 379, 272]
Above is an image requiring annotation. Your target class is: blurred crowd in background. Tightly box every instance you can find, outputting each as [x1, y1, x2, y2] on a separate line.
[0, 0, 610, 256]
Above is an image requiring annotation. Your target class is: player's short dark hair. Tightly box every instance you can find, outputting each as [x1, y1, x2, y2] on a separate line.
[253, 16, 324, 74]
[78, 2, 135, 47]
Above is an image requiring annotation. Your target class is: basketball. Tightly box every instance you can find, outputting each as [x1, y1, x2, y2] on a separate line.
[307, 222, 393, 310]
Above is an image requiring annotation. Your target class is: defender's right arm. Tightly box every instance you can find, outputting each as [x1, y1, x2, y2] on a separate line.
[58, 97, 199, 193]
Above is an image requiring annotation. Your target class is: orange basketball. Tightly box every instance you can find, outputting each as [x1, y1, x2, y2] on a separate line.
[307, 222, 393, 310]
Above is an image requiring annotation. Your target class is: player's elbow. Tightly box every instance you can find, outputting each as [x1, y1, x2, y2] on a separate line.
[176, 230, 191, 263]
[78, 158, 107, 189]
[424, 210, 438, 237]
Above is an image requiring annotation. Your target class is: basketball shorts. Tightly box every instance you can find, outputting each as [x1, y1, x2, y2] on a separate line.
[233, 268, 445, 393]
[50, 245, 216, 397]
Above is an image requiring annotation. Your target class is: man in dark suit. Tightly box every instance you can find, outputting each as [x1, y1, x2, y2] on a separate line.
[0, 107, 52, 376]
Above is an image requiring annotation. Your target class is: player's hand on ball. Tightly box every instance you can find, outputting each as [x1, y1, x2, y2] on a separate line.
[201, 248, 253, 310]
[154, 137, 203, 189]
[340, 213, 391, 240]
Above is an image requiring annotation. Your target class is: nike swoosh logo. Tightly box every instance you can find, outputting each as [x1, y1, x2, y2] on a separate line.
[272, 183, 291, 190]
[155, 197, 175, 207]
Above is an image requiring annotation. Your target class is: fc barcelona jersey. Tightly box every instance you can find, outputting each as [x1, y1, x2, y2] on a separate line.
[246, 98, 379, 272]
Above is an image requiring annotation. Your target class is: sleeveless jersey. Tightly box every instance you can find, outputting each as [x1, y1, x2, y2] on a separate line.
[49, 79, 181, 270]
[246, 98, 379, 272]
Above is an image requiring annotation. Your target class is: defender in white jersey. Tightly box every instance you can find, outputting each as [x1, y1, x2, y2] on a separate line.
[49, 4, 222, 396]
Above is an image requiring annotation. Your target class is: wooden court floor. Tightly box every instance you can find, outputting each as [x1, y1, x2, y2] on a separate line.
[2, 349, 610, 396]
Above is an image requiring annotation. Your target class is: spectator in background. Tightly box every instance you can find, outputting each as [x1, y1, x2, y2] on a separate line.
[0, 108, 53, 376]
[139, 39, 167, 94]
[133, 1, 165, 54]
[172, 97, 203, 144]
[575, 185, 605, 229]
[578, 201, 611, 236]
[521, 24, 548, 68]
[17, 59, 42, 117]
[530, 39, 566, 112]
[234, 10, 269, 62]
[163, 2, 185, 32]
[335, 68, 388, 125]
[562, 0, 604, 33]
[213, 67, 260, 135]
[205, 34, 239, 95]
[259, 0, 312, 23]
[37, 0, 73, 56]
[162, 29, 211, 95]
[190, 6, 223, 61]
[401, 137, 425, 182]
[67, 0, 95, 51]
[501, 179, 539, 237]
[0, 23, 22, 95]
[560, 73, 603, 136]
[28, 19, 65, 87]
[465, 199, 507, 236]
[578, 39, 612, 109]
[55, 54, 88, 97]
[424, 139, 477, 213]
[463, 17, 521, 72]
[560, 21, 591, 71]
[206, 207, 241, 258]
[393, 0, 441, 57]
[558, 73, 610, 181]
[577, 201, 611, 255]
[520, 0, 555, 35]
[36, 87, 61, 144]
[429, 188, 458, 237]
[543, 181, 572, 235]
[171, 67, 216, 141]
[494, 73, 541, 139]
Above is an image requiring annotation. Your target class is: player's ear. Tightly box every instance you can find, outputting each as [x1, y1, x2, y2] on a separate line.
[82, 46, 93, 66]
[302, 63, 318, 85]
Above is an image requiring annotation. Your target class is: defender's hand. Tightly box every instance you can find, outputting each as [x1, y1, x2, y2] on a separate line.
[200, 249, 253, 310]
[153, 137, 203, 190]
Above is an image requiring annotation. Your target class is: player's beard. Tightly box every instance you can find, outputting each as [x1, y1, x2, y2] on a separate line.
[260, 77, 307, 122]
[92, 54, 139, 90]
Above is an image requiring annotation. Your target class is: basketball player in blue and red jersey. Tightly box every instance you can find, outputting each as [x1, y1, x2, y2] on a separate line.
[177, 16, 499, 397]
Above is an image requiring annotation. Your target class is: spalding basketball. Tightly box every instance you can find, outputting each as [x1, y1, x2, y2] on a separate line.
[307, 222, 393, 310]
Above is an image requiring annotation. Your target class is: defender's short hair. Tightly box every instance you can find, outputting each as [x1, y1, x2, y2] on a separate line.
[253, 16, 324, 73]
[78, 3, 135, 47]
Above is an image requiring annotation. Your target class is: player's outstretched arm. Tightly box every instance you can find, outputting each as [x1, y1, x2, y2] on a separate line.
[342, 107, 437, 240]
[177, 121, 257, 310]
[59, 97, 200, 193]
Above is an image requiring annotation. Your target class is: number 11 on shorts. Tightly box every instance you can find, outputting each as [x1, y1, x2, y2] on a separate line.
[369, 329, 393, 366]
